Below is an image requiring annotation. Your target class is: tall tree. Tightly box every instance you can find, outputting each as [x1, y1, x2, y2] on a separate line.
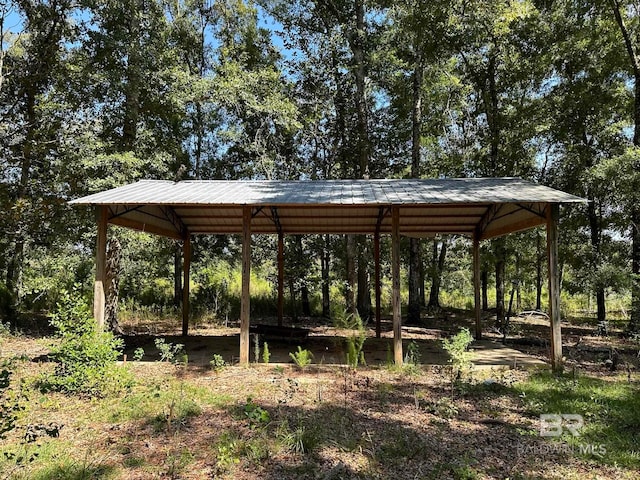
[608, 0, 640, 332]
[1, 0, 75, 316]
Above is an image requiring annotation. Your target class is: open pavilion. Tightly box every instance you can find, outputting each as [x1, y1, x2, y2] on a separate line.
[69, 177, 586, 371]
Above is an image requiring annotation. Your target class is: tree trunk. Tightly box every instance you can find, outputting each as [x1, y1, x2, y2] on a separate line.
[630, 207, 640, 332]
[6, 88, 37, 318]
[481, 269, 488, 311]
[296, 236, 311, 316]
[515, 251, 521, 312]
[427, 237, 447, 308]
[122, 7, 141, 151]
[610, 0, 640, 332]
[351, 0, 369, 177]
[105, 237, 123, 335]
[289, 277, 297, 321]
[321, 235, 331, 318]
[408, 26, 424, 324]
[494, 238, 506, 328]
[536, 230, 543, 311]
[345, 235, 356, 315]
[357, 238, 371, 320]
[408, 239, 422, 323]
[419, 260, 426, 307]
[174, 242, 182, 308]
[586, 200, 606, 323]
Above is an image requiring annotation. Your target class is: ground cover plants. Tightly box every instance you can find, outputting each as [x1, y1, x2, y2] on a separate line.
[0, 309, 639, 479]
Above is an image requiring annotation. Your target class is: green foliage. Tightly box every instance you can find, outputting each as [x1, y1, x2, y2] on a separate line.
[289, 346, 313, 370]
[243, 397, 270, 427]
[276, 418, 318, 454]
[517, 371, 640, 467]
[404, 340, 421, 365]
[0, 283, 14, 320]
[0, 358, 25, 440]
[334, 309, 367, 368]
[210, 354, 226, 372]
[132, 348, 145, 361]
[154, 338, 185, 363]
[39, 291, 130, 397]
[262, 342, 271, 364]
[442, 328, 474, 390]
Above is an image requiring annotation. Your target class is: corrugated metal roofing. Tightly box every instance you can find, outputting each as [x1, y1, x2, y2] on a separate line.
[69, 178, 586, 239]
[70, 178, 583, 206]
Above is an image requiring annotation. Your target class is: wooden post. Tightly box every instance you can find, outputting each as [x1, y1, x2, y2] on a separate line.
[240, 206, 252, 365]
[94, 206, 108, 330]
[374, 232, 381, 338]
[546, 203, 563, 372]
[277, 232, 284, 327]
[182, 235, 191, 336]
[391, 207, 403, 365]
[473, 235, 482, 340]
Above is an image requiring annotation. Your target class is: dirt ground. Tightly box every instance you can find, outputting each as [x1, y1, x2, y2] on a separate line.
[1, 309, 639, 479]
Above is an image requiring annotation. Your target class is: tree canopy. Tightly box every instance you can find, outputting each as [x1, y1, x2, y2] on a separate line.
[1, 0, 638, 333]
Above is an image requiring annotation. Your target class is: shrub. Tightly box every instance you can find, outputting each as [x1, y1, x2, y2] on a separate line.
[289, 346, 313, 370]
[404, 340, 421, 365]
[442, 328, 474, 393]
[334, 309, 367, 368]
[39, 291, 130, 396]
[133, 347, 145, 361]
[210, 354, 226, 371]
[154, 338, 185, 363]
[262, 342, 271, 364]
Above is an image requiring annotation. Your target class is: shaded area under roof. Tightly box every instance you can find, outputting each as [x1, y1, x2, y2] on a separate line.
[69, 178, 586, 240]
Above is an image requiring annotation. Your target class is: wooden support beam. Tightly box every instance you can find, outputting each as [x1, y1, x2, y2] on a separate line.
[391, 207, 403, 365]
[546, 203, 563, 372]
[94, 206, 108, 330]
[473, 234, 482, 340]
[277, 232, 284, 327]
[240, 206, 252, 365]
[374, 232, 381, 338]
[182, 235, 191, 336]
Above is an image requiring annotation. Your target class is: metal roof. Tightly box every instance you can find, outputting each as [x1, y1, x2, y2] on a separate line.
[69, 178, 586, 240]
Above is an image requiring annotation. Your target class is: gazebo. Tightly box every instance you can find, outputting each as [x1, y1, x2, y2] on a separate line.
[70, 177, 586, 371]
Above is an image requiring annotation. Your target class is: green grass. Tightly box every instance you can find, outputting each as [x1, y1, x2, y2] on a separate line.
[516, 371, 640, 467]
[105, 379, 231, 424]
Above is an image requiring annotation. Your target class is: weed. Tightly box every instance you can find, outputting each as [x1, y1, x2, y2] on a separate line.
[215, 433, 241, 473]
[132, 347, 144, 361]
[289, 346, 313, 370]
[165, 449, 194, 479]
[276, 418, 318, 454]
[253, 334, 261, 363]
[422, 397, 459, 418]
[210, 354, 226, 372]
[404, 340, 421, 365]
[442, 328, 473, 396]
[262, 342, 271, 364]
[152, 384, 202, 433]
[243, 397, 270, 427]
[334, 309, 367, 368]
[154, 338, 185, 363]
[0, 358, 25, 440]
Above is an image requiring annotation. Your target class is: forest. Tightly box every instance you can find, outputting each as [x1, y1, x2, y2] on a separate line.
[3, 2, 640, 479]
[1, 0, 640, 333]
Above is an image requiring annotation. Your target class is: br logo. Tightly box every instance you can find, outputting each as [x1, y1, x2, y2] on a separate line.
[539, 414, 584, 437]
